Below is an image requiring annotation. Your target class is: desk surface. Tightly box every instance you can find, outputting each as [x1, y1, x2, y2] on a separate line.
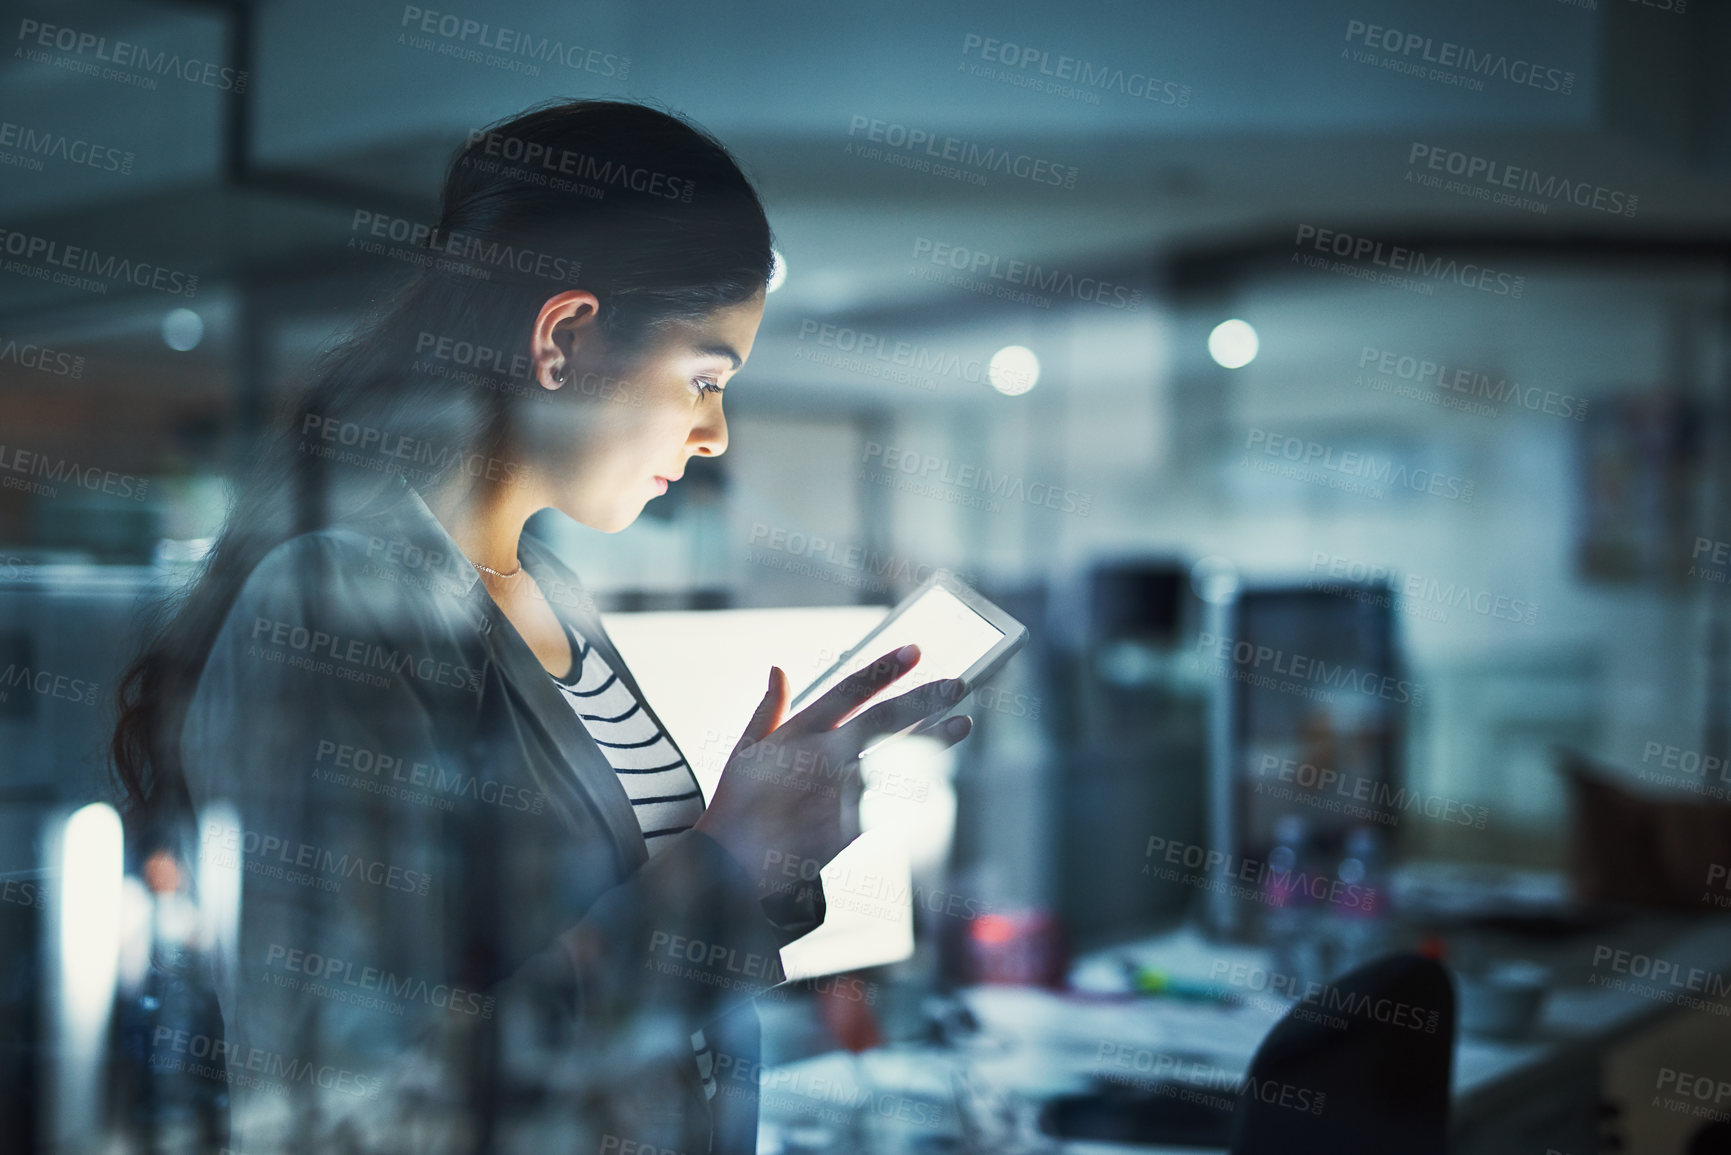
[756, 915, 1731, 1154]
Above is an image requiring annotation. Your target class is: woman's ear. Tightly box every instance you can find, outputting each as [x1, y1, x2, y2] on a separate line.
[531, 290, 602, 391]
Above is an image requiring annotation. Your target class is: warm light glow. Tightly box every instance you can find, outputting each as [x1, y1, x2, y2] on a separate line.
[51, 802, 124, 1145]
[1208, 318, 1258, 368]
[988, 345, 1040, 395]
[199, 801, 242, 962]
[59, 803, 124, 1034]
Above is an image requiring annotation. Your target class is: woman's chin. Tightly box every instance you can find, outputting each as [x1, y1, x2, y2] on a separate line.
[599, 502, 646, 534]
[557, 499, 641, 534]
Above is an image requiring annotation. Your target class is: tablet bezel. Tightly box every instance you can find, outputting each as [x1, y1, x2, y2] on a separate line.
[787, 569, 1029, 725]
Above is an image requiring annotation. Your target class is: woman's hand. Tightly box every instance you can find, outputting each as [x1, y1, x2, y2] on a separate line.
[692, 644, 972, 894]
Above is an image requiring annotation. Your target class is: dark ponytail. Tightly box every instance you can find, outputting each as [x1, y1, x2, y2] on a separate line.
[111, 98, 774, 820]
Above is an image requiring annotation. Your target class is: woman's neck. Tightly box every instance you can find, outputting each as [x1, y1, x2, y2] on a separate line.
[423, 472, 543, 578]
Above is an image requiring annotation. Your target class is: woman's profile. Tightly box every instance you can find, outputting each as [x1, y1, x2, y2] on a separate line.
[111, 98, 972, 1154]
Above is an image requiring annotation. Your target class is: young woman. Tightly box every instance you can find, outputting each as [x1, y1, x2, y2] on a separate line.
[112, 98, 972, 1154]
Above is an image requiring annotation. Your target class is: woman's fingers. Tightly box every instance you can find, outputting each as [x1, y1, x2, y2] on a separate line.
[842, 677, 968, 749]
[786, 644, 920, 733]
[733, 665, 788, 753]
[930, 713, 973, 747]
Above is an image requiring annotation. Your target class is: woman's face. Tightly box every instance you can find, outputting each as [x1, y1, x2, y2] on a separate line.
[539, 288, 766, 533]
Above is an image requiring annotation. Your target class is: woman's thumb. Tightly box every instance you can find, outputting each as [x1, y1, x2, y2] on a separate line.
[738, 665, 787, 748]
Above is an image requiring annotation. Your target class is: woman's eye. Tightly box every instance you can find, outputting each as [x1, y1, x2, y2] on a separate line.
[694, 378, 724, 397]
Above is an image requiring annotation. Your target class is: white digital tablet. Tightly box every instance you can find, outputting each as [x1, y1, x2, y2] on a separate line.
[788, 570, 1028, 747]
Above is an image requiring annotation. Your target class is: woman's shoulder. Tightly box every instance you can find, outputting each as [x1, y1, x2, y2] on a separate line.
[225, 526, 488, 653]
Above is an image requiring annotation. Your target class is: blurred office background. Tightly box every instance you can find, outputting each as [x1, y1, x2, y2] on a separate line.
[4, 0, 1731, 1152]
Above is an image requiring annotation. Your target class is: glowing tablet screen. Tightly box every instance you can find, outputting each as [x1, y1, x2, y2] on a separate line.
[795, 584, 1005, 726]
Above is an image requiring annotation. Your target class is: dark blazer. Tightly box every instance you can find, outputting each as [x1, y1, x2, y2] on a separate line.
[178, 473, 825, 1154]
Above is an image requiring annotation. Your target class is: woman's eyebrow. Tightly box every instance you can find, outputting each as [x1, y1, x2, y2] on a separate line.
[691, 341, 742, 370]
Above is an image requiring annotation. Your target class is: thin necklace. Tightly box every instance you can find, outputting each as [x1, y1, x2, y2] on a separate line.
[472, 559, 523, 579]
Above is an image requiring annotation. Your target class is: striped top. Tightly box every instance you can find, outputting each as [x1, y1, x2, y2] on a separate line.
[549, 619, 705, 854]
[547, 618, 717, 1102]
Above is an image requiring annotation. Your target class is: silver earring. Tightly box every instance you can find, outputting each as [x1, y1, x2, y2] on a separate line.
[555, 363, 569, 385]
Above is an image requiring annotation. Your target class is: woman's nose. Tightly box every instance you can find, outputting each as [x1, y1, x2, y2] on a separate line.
[690, 407, 728, 456]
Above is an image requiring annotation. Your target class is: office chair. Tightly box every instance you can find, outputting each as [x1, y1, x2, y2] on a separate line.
[1227, 953, 1456, 1155]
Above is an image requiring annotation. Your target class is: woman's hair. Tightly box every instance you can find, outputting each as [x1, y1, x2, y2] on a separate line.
[111, 98, 774, 822]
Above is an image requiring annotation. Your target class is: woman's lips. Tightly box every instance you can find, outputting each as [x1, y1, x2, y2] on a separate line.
[652, 476, 669, 495]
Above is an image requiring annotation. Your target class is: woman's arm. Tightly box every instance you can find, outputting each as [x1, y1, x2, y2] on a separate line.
[180, 531, 792, 1151]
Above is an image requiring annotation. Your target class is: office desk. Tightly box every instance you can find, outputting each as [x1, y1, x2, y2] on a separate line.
[755, 916, 1731, 1154]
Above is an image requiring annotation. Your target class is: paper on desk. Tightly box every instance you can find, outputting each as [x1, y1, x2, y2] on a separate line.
[959, 985, 1280, 1074]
